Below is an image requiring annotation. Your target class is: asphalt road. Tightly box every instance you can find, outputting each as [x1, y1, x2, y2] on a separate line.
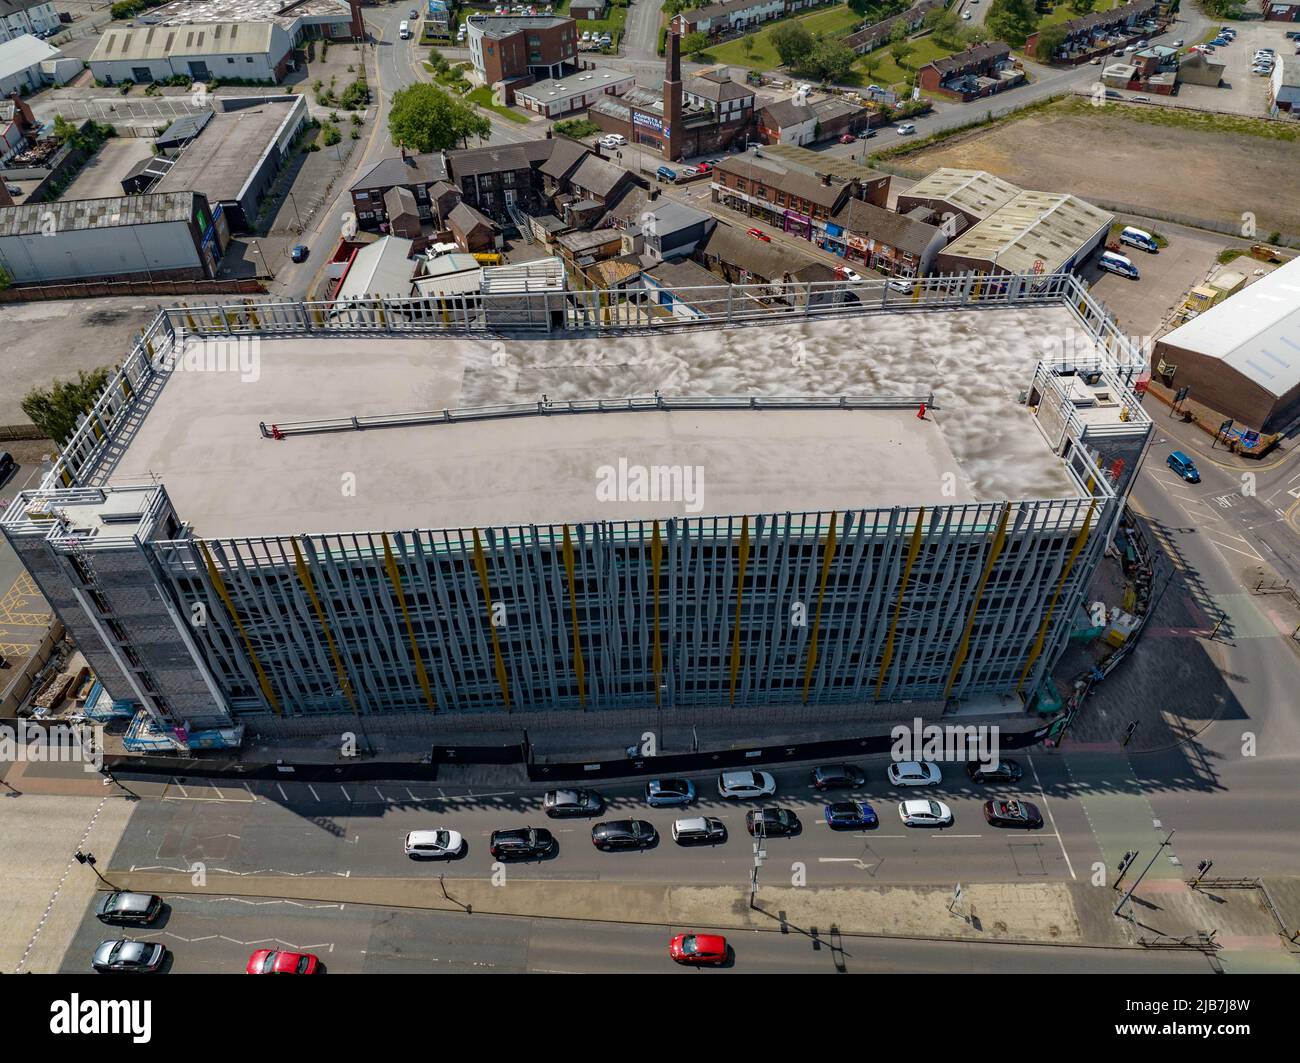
[59, 892, 1215, 974]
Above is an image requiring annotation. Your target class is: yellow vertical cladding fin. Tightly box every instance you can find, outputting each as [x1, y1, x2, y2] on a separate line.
[943, 504, 1012, 699]
[472, 528, 512, 712]
[561, 525, 586, 709]
[291, 538, 358, 712]
[198, 541, 281, 715]
[876, 508, 925, 700]
[651, 521, 663, 708]
[801, 512, 838, 704]
[1016, 500, 1097, 694]
[382, 533, 437, 712]
[728, 516, 750, 706]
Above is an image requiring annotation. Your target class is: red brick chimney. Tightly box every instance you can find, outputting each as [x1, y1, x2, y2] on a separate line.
[662, 28, 682, 162]
[8, 91, 36, 134]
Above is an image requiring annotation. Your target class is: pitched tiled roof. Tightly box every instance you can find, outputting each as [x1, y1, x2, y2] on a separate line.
[832, 199, 940, 255]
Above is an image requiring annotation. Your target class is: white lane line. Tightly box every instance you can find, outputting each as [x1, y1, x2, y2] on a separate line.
[276, 783, 288, 801]
[1029, 756, 1075, 881]
[340, 785, 351, 801]
[1203, 534, 1264, 562]
[308, 785, 320, 802]
[931, 834, 983, 838]
[174, 779, 189, 798]
[242, 782, 257, 800]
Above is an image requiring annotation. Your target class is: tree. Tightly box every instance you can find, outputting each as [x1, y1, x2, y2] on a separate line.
[741, 32, 756, 59]
[1069, 0, 1096, 13]
[927, 10, 961, 47]
[1034, 24, 1067, 62]
[890, 37, 915, 66]
[388, 83, 489, 152]
[770, 22, 814, 68]
[23, 368, 111, 445]
[985, 0, 1039, 48]
[801, 37, 856, 83]
[682, 31, 710, 59]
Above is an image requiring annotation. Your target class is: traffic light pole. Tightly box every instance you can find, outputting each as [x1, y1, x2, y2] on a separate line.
[1115, 830, 1174, 918]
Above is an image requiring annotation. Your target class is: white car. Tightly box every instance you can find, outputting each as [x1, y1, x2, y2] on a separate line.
[1171, 39, 1183, 47]
[887, 760, 942, 787]
[601, 133, 626, 147]
[899, 798, 954, 827]
[717, 769, 777, 799]
[962, 11, 971, 18]
[404, 828, 464, 858]
[581, 30, 592, 41]
[886, 277, 914, 294]
[896, 122, 916, 135]
[837, 266, 864, 282]
[681, 165, 701, 177]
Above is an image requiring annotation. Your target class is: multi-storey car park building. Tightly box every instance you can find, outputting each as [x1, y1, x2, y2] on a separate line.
[1, 273, 1152, 744]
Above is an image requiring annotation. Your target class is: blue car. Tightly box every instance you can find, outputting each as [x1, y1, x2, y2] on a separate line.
[645, 778, 696, 807]
[824, 801, 878, 829]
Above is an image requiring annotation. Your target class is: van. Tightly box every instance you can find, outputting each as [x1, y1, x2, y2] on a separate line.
[1166, 451, 1201, 483]
[656, 164, 678, 182]
[1099, 250, 1139, 279]
[398, 20, 411, 39]
[1119, 226, 1158, 253]
[427, 242, 459, 258]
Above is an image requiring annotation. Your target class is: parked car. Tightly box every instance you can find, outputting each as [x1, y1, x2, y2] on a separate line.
[1171, 39, 1183, 47]
[543, 788, 603, 817]
[601, 132, 626, 147]
[966, 759, 1023, 783]
[0, 450, 17, 484]
[1098, 250, 1140, 279]
[671, 816, 728, 845]
[681, 165, 701, 177]
[887, 760, 942, 787]
[810, 763, 866, 790]
[899, 798, 954, 827]
[838, 132, 857, 144]
[1090, 56, 1101, 64]
[824, 800, 878, 829]
[1166, 450, 1201, 483]
[290, 244, 309, 263]
[746, 227, 771, 242]
[404, 828, 464, 858]
[92, 940, 166, 973]
[409, 8, 418, 17]
[717, 769, 776, 799]
[961, 10, 971, 18]
[592, 819, 657, 850]
[95, 892, 163, 926]
[696, 161, 712, 173]
[1119, 225, 1158, 253]
[669, 932, 728, 965]
[246, 949, 319, 974]
[887, 277, 914, 294]
[745, 806, 800, 836]
[896, 122, 916, 135]
[835, 265, 864, 283]
[983, 798, 1044, 829]
[645, 778, 695, 807]
[489, 826, 556, 859]
[656, 164, 678, 182]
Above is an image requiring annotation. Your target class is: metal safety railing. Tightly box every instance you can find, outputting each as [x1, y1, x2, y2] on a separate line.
[256, 392, 939, 439]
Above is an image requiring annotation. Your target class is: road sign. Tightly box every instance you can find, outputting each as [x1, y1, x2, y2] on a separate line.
[1174, 385, 1191, 404]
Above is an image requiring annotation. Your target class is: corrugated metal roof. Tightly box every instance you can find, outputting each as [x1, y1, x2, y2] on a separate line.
[89, 22, 277, 63]
[336, 236, 416, 299]
[901, 168, 1020, 221]
[1159, 257, 1300, 400]
[0, 33, 59, 77]
[941, 190, 1112, 275]
[0, 192, 195, 238]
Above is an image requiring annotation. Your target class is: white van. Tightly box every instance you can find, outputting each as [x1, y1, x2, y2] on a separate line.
[399, 20, 411, 39]
[1099, 250, 1140, 279]
[1119, 226, 1158, 253]
[427, 242, 459, 258]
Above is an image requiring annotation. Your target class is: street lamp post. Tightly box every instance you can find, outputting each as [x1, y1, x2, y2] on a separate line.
[1115, 829, 1174, 918]
[74, 850, 115, 889]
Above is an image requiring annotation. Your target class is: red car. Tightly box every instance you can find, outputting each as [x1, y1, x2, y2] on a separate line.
[839, 133, 857, 144]
[669, 932, 728, 966]
[246, 949, 320, 975]
[696, 161, 712, 174]
[746, 227, 771, 242]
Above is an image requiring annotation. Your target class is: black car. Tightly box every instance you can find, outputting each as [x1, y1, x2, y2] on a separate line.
[92, 940, 166, 973]
[592, 819, 657, 851]
[95, 891, 163, 926]
[542, 788, 603, 818]
[745, 807, 800, 837]
[810, 763, 866, 790]
[983, 798, 1043, 829]
[0, 450, 16, 484]
[489, 827, 555, 859]
[290, 244, 309, 263]
[966, 759, 1024, 784]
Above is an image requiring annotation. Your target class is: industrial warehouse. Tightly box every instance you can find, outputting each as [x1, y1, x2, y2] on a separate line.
[0, 276, 1151, 742]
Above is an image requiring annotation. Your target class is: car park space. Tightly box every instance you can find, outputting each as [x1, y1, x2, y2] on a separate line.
[1174, 21, 1297, 115]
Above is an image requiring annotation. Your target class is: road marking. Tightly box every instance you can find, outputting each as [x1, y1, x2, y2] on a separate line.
[340, 785, 351, 801]
[1028, 756, 1075, 881]
[276, 783, 288, 801]
[1203, 533, 1264, 562]
[931, 834, 983, 838]
[308, 785, 320, 802]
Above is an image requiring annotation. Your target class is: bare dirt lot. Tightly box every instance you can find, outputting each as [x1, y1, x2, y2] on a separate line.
[900, 99, 1300, 238]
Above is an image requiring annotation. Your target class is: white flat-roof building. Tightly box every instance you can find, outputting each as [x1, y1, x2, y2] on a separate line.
[514, 66, 635, 117]
[1154, 256, 1300, 431]
[0, 0, 59, 44]
[0, 31, 61, 96]
[136, 0, 362, 43]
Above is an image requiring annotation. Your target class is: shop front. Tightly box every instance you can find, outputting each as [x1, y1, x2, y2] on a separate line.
[783, 209, 812, 240]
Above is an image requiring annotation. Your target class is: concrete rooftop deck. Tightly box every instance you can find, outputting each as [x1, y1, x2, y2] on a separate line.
[102, 308, 1087, 537]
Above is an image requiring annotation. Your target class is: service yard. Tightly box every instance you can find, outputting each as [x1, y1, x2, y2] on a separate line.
[897, 96, 1300, 237]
